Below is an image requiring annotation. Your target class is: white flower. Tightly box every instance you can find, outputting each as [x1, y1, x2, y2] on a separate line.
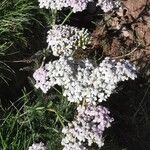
[28, 142, 46, 150]
[47, 25, 91, 56]
[38, 0, 93, 13]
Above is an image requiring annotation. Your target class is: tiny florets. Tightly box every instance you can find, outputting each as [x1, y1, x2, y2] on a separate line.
[61, 104, 114, 149]
[28, 142, 46, 150]
[96, 0, 120, 12]
[33, 67, 48, 93]
[38, 0, 93, 12]
[47, 25, 91, 56]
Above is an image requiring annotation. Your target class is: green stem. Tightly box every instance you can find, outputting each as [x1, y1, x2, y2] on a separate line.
[82, 98, 86, 107]
[61, 10, 73, 25]
[51, 9, 57, 25]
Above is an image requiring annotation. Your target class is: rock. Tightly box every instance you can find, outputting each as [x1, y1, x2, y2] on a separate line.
[122, 0, 149, 18]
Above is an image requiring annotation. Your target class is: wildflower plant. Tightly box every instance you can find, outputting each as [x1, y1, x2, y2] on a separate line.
[32, 0, 137, 149]
[33, 55, 137, 149]
[0, 0, 140, 149]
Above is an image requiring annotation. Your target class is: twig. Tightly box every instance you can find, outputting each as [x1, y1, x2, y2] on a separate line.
[3, 59, 35, 63]
[61, 10, 73, 25]
[113, 45, 141, 59]
[133, 84, 150, 119]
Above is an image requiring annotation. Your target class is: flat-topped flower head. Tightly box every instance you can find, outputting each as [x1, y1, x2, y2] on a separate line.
[61, 104, 114, 149]
[47, 25, 91, 56]
[38, 0, 93, 12]
[33, 57, 137, 104]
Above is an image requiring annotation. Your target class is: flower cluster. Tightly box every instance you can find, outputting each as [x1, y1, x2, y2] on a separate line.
[28, 142, 46, 150]
[33, 56, 74, 93]
[97, 0, 120, 12]
[38, 0, 93, 12]
[61, 104, 114, 150]
[38, 0, 120, 13]
[33, 56, 137, 104]
[47, 25, 91, 56]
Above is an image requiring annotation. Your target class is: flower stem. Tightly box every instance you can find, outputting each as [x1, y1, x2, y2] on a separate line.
[61, 10, 73, 25]
[51, 9, 57, 25]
